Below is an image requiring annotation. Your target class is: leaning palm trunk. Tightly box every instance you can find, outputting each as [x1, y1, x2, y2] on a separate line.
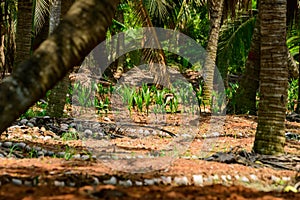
[0, 0, 118, 134]
[136, 0, 171, 88]
[253, 0, 288, 155]
[202, 0, 224, 107]
[46, 0, 73, 117]
[235, 16, 260, 115]
[14, 0, 33, 69]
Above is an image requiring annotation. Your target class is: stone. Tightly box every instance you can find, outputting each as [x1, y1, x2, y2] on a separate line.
[174, 176, 189, 185]
[84, 129, 93, 137]
[93, 177, 100, 185]
[72, 154, 81, 159]
[213, 174, 219, 181]
[54, 181, 65, 187]
[135, 181, 143, 186]
[143, 130, 150, 136]
[56, 152, 65, 158]
[25, 145, 32, 152]
[28, 118, 37, 125]
[43, 116, 50, 119]
[37, 151, 44, 157]
[250, 174, 258, 181]
[282, 177, 291, 182]
[60, 123, 69, 132]
[46, 151, 54, 157]
[27, 122, 34, 128]
[11, 178, 22, 185]
[161, 176, 172, 185]
[43, 136, 52, 141]
[227, 175, 232, 181]
[211, 132, 220, 137]
[3, 141, 13, 148]
[271, 175, 280, 183]
[20, 119, 28, 125]
[144, 179, 155, 185]
[240, 176, 250, 183]
[221, 175, 227, 182]
[103, 117, 111, 122]
[68, 182, 76, 187]
[15, 142, 26, 149]
[81, 155, 90, 161]
[193, 175, 203, 186]
[103, 176, 117, 185]
[24, 180, 32, 186]
[33, 146, 42, 151]
[119, 180, 132, 187]
[69, 123, 77, 128]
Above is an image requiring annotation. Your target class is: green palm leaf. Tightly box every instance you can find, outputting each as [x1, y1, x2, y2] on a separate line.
[217, 16, 256, 75]
[33, 0, 54, 34]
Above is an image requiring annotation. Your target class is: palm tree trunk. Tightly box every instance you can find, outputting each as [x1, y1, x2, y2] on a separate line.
[253, 0, 288, 155]
[103, 5, 125, 81]
[46, 0, 72, 118]
[235, 17, 297, 115]
[0, 6, 4, 77]
[137, 0, 171, 88]
[235, 16, 260, 115]
[0, 34, 4, 78]
[0, 0, 118, 134]
[2, 1, 15, 75]
[202, 0, 224, 107]
[15, 0, 33, 69]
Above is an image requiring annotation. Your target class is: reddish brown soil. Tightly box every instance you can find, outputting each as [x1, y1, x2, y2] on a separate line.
[0, 115, 299, 199]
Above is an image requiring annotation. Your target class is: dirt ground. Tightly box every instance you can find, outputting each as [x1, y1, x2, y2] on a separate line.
[0, 115, 299, 199]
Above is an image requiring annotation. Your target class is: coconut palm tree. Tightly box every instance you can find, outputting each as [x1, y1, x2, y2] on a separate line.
[0, 0, 119, 134]
[253, 0, 288, 155]
[46, 0, 74, 118]
[235, 0, 299, 115]
[130, 0, 171, 88]
[235, 15, 260, 115]
[201, 0, 224, 106]
[14, 0, 34, 69]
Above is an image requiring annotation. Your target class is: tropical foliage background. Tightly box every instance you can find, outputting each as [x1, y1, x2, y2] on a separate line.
[0, 0, 299, 155]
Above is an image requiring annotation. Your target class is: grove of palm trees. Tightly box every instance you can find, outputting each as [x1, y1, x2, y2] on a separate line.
[0, 0, 299, 199]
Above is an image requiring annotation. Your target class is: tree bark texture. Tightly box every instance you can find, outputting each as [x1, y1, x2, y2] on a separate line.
[15, 0, 33, 69]
[46, 0, 73, 118]
[137, 0, 171, 88]
[202, 0, 224, 106]
[235, 15, 298, 115]
[236, 16, 260, 115]
[253, 0, 288, 155]
[0, 0, 118, 134]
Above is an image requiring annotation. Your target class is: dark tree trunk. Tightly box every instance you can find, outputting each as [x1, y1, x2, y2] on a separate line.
[235, 16, 260, 115]
[46, 0, 74, 118]
[0, 0, 118, 134]
[137, 0, 171, 88]
[15, 0, 33, 69]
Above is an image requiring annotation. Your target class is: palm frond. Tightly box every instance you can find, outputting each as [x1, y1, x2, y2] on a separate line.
[33, 0, 54, 35]
[287, 0, 298, 27]
[287, 35, 300, 59]
[147, 0, 172, 22]
[217, 16, 256, 74]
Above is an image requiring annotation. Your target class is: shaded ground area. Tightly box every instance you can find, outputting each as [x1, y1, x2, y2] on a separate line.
[1, 184, 300, 200]
[0, 115, 299, 199]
